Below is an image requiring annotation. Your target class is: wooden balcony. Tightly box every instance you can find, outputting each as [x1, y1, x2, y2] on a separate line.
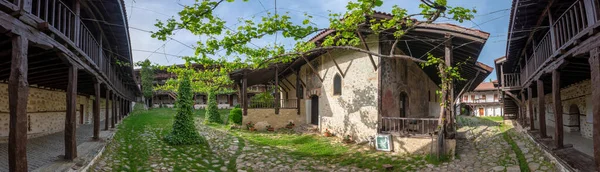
[502, 73, 521, 89]
[2, 0, 136, 100]
[519, 0, 596, 86]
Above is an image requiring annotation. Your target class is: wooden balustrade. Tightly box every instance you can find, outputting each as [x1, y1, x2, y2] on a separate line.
[519, 0, 593, 86]
[18, 0, 135, 100]
[378, 117, 439, 136]
[248, 99, 297, 109]
[503, 73, 520, 88]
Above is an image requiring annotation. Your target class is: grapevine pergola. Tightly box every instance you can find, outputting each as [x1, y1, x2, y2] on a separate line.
[150, 0, 486, 157]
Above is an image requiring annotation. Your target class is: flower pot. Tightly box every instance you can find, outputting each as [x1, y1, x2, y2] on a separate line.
[324, 132, 331, 137]
[249, 127, 256, 131]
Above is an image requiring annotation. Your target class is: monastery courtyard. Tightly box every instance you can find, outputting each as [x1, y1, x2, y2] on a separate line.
[88, 108, 555, 172]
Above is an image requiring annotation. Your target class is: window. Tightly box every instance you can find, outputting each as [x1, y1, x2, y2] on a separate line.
[482, 95, 486, 102]
[463, 95, 468, 102]
[494, 94, 498, 101]
[333, 74, 342, 95]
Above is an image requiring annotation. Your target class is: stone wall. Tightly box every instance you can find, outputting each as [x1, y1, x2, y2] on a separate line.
[380, 40, 440, 118]
[0, 83, 114, 141]
[242, 109, 303, 130]
[531, 80, 592, 138]
[392, 136, 456, 155]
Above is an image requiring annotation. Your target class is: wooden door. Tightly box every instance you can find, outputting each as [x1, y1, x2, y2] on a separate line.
[479, 108, 484, 116]
[311, 96, 319, 125]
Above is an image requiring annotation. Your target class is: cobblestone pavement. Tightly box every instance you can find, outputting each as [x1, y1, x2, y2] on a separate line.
[0, 121, 104, 171]
[418, 117, 555, 172]
[93, 115, 557, 172]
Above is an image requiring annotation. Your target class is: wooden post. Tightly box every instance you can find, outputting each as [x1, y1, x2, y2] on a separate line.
[520, 91, 527, 127]
[445, 33, 454, 133]
[528, 87, 535, 130]
[93, 80, 100, 140]
[588, 48, 600, 169]
[537, 79, 547, 138]
[242, 73, 248, 116]
[547, 10, 558, 52]
[72, 0, 80, 46]
[275, 66, 280, 114]
[552, 70, 563, 148]
[65, 65, 78, 160]
[111, 93, 115, 128]
[105, 90, 110, 130]
[296, 69, 301, 115]
[19, 0, 32, 12]
[8, 35, 29, 172]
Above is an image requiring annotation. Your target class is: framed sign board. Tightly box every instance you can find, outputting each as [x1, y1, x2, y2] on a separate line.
[376, 134, 392, 151]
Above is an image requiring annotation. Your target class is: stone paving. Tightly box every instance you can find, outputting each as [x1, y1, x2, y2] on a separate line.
[0, 121, 104, 171]
[92, 115, 558, 172]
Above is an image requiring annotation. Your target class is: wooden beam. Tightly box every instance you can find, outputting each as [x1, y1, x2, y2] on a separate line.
[356, 31, 378, 70]
[105, 89, 110, 130]
[589, 47, 600, 169]
[520, 91, 527, 127]
[93, 80, 100, 140]
[64, 65, 78, 160]
[300, 55, 323, 82]
[295, 69, 301, 115]
[8, 35, 29, 172]
[283, 77, 295, 90]
[552, 70, 563, 148]
[326, 51, 345, 77]
[290, 68, 306, 87]
[537, 79, 547, 138]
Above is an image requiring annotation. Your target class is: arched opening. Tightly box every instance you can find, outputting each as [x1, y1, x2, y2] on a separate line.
[568, 104, 581, 131]
[399, 92, 408, 117]
[333, 74, 342, 95]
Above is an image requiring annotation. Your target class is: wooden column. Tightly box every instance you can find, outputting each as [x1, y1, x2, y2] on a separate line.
[19, 0, 32, 12]
[552, 70, 563, 148]
[275, 66, 280, 114]
[528, 87, 535, 130]
[520, 91, 528, 127]
[444, 33, 454, 132]
[8, 35, 29, 172]
[72, 0, 81, 46]
[589, 48, 600, 169]
[242, 74, 248, 116]
[93, 80, 100, 140]
[111, 93, 115, 128]
[105, 90, 110, 130]
[65, 65, 78, 160]
[537, 80, 547, 138]
[296, 69, 301, 115]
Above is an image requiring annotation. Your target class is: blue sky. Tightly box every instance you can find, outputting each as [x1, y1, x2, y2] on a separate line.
[125, 0, 512, 81]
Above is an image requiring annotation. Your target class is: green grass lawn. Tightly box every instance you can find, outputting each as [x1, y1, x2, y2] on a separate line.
[92, 108, 232, 171]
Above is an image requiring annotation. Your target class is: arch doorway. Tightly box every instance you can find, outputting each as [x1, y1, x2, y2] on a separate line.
[399, 92, 408, 117]
[568, 104, 581, 131]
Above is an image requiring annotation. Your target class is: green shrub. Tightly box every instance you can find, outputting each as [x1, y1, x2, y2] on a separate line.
[204, 91, 223, 124]
[229, 108, 243, 125]
[164, 73, 206, 145]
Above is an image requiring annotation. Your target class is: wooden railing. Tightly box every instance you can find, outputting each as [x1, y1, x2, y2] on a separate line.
[378, 117, 439, 136]
[17, 0, 136, 99]
[503, 73, 520, 88]
[249, 99, 297, 109]
[519, 0, 594, 85]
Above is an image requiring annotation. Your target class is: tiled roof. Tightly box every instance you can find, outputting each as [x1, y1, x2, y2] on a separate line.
[474, 82, 497, 91]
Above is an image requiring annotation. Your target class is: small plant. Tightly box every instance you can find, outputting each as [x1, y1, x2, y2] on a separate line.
[246, 122, 256, 131]
[342, 135, 354, 144]
[229, 107, 243, 125]
[285, 121, 295, 129]
[266, 125, 275, 132]
[323, 129, 333, 137]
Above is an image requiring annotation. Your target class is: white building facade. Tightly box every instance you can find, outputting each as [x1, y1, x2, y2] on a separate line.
[459, 82, 503, 117]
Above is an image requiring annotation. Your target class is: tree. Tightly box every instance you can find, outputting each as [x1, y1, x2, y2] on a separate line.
[205, 91, 222, 124]
[139, 59, 154, 108]
[151, 0, 476, 157]
[164, 70, 206, 145]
